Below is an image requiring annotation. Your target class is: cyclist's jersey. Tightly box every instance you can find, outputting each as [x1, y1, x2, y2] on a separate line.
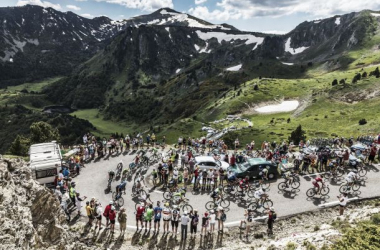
[284, 171, 291, 179]
[211, 188, 220, 198]
[118, 182, 127, 190]
[239, 179, 249, 188]
[152, 148, 158, 154]
[312, 177, 323, 187]
[346, 172, 357, 182]
[254, 189, 264, 199]
[109, 171, 115, 178]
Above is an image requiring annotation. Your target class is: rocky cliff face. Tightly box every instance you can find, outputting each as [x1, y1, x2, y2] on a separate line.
[0, 158, 92, 250]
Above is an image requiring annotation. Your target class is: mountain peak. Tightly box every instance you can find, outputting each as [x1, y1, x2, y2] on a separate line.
[155, 7, 180, 15]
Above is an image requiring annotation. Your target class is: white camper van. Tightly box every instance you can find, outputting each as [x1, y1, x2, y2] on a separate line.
[29, 142, 62, 186]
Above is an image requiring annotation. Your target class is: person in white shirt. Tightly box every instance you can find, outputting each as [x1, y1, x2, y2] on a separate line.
[95, 203, 103, 230]
[338, 193, 348, 215]
[181, 211, 190, 240]
[54, 186, 62, 201]
[173, 167, 179, 184]
[346, 170, 358, 187]
[254, 188, 267, 206]
[209, 210, 216, 234]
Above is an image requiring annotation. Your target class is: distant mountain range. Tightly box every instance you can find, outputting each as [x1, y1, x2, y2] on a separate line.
[1, 5, 380, 123]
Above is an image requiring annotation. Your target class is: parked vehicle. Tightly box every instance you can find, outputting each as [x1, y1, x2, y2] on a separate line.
[228, 158, 278, 180]
[194, 156, 230, 171]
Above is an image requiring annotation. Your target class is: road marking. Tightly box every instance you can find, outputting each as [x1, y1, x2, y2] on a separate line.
[154, 190, 164, 194]
[224, 216, 267, 226]
[318, 197, 358, 208]
[302, 172, 326, 177]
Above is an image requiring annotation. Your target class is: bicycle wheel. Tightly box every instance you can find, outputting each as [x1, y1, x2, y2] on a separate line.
[263, 199, 273, 209]
[291, 181, 300, 189]
[163, 191, 172, 200]
[247, 202, 258, 211]
[339, 185, 349, 194]
[358, 168, 367, 177]
[205, 201, 215, 211]
[352, 183, 360, 191]
[220, 199, 230, 209]
[320, 186, 330, 196]
[182, 204, 193, 212]
[117, 197, 124, 207]
[247, 190, 255, 198]
[223, 185, 235, 194]
[278, 182, 287, 191]
[306, 188, 316, 198]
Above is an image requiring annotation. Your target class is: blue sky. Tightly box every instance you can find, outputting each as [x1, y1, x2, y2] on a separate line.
[2, 0, 380, 33]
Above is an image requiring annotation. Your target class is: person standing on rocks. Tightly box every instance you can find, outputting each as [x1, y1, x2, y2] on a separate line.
[85, 201, 94, 226]
[94, 202, 103, 230]
[54, 186, 62, 202]
[267, 207, 276, 236]
[118, 207, 127, 235]
[338, 193, 348, 216]
[190, 209, 199, 237]
[218, 208, 226, 233]
[76, 193, 86, 217]
[103, 201, 113, 228]
[109, 206, 117, 234]
[180, 211, 190, 240]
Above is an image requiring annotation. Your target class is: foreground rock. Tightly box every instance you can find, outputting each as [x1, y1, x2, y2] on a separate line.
[0, 158, 93, 250]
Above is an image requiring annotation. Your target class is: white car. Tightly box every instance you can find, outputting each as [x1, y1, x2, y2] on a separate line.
[194, 156, 230, 171]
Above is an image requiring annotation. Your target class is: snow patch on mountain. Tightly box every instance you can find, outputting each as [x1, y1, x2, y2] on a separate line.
[285, 37, 309, 55]
[335, 17, 341, 25]
[371, 13, 380, 17]
[226, 64, 242, 71]
[281, 62, 294, 65]
[195, 31, 264, 50]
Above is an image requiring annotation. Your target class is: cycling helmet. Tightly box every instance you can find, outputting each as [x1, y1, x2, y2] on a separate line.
[110, 201, 114, 205]
[266, 166, 270, 170]
[270, 207, 275, 211]
[165, 202, 169, 207]
[173, 205, 178, 209]
[111, 206, 115, 211]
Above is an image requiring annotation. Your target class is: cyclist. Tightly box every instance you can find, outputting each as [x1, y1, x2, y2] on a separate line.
[151, 168, 158, 186]
[172, 188, 186, 205]
[115, 180, 127, 199]
[211, 186, 222, 203]
[121, 167, 129, 179]
[259, 166, 270, 185]
[136, 174, 146, 187]
[312, 175, 324, 195]
[227, 170, 237, 183]
[254, 187, 268, 206]
[108, 170, 115, 181]
[239, 176, 250, 192]
[346, 170, 358, 188]
[283, 171, 293, 188]
[151, 146, 159, 157]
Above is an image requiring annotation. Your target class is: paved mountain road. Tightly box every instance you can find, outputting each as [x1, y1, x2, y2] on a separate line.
[75, 151, 380, 229]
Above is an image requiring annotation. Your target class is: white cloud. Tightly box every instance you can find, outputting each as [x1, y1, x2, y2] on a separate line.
[190, 0, 380, 21]
[95, 0, 174, 11]
[195, 0, 207, 4]
[66, 5, 81, 11]
[263, 30, 288, 34]
[16, 0, 61, 10]
[80, 13, 93, 18]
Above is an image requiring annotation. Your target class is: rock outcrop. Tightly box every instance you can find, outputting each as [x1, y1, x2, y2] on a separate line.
[0, 158, 93, 250]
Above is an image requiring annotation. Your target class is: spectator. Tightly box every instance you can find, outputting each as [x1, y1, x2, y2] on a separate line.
[171, 205, 180, 235]
[209, 210, 216, 234]
[136, 203, 145, 230]
[201, 212, 209, 237]
[103, 201, 113, 228]
[54, 186, 62, 202]
[218, 208, 226, 232]
[162, 202, 172, 233]
[118, 207, 127, 235]
[76, 193, 86, 217]
[183, 167, 189, 189]
[144, 204, 154, 230]
[338, 193, 348, 216]
[240, 209, 254, 239]
[190, 209, 199, 237]
[85, 200, 93, 226]
[267, 207, 276, 236]
[181, 211, 190, 240]
[109, 206, 116, 234]
[157, 164, 163, 183]
[154, 201, 162, 232]
[94, 202, 103, 230]
[369, 145, 377, 165]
